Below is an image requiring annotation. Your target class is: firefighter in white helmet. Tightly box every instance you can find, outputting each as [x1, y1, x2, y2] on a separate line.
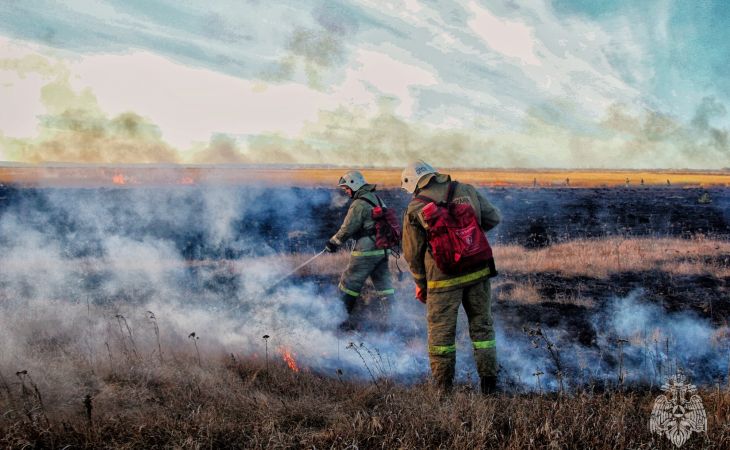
[324, 170, 395, 331]
[401, 160, 501, 394]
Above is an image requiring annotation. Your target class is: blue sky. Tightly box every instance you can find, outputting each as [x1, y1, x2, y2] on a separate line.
[0, 0, 728, 168]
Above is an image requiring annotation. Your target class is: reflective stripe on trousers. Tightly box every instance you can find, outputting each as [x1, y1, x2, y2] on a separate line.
[339, 283, 360, 297]
[339, 284, 394, 297]
[473, 339, 496, 349]
[351, 249, 390, 257]
[430, 340, 495, 355]
[429, 344, 456, 355]
[427, 267, 491, 289]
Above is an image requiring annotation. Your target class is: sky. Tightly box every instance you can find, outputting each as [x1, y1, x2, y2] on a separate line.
[0, 0, 728, 168]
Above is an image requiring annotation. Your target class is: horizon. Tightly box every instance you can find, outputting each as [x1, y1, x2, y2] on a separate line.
[2, 164, 729, 188]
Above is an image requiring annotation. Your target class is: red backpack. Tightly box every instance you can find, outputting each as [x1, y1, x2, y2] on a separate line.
[415, 182, 497, 276]
[360, 196, 402, 250]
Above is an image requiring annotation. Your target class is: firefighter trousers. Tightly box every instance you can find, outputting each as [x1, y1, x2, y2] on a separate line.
[338, 250, 394, 298]
[338, 251, 394, 328]
[426, 279, 496, 387]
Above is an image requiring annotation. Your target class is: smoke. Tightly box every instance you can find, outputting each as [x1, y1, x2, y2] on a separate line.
[15, 110, 179, 164]
[244, 100, 502, 167]
[499, 290, 729, 391]
[1, 65, 179, 164]
[202, 97, 730, 169]
[1, 184, 727, 402]
[0, 184, 431, 400]
[189, 134, 250, 165]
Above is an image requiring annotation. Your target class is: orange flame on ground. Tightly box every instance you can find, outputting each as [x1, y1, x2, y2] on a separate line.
[279, 347, 300, 372]
[112, 174, 126, 185]
[179, 176, 195, 185]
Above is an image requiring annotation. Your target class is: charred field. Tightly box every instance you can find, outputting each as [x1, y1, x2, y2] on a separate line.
[1, 182, 730, 448]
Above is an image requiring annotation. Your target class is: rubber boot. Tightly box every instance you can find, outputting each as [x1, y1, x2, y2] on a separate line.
[480, 376, 497, 395]
[437, 379, 453, 396]
[338, 293, 358, 332]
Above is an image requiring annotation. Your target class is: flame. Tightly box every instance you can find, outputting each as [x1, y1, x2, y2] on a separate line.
[112, 173, 126, 185]
[179, 176, 195, 185]
[279, 347, 300, 372]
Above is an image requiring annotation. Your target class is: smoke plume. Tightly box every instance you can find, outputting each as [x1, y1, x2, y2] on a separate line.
[1, 56, 178, 164]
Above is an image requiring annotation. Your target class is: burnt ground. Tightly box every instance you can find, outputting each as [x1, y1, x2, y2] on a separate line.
[1, 185, 730, 256]
[496, 270, 730, 344]
[290, 266, 730, 342]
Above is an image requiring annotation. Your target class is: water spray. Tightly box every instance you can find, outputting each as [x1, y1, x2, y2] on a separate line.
[227, 250, 326, 313]
[263, 250, 326, 295]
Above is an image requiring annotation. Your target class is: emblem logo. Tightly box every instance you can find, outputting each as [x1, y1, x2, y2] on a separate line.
[649, 372, 707, 448]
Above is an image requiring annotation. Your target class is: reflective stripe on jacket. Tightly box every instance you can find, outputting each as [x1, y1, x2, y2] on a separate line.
[402, 173, 500, 293]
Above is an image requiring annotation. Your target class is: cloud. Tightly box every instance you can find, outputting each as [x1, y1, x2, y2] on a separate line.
[2, 46, 729, 169]
[1, 2, 729, 169]
[3, 57, 730, 169]
[692, 96, 727, 130]
[466, 1, 540, 65]
[341, 48, 438, 117]
[0, 46, 339, 149]
[264, 3, 359, 89]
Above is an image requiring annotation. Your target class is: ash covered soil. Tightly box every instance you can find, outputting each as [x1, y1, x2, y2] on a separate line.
[1, 184, 729, 386]
[2, 185, 729, 252]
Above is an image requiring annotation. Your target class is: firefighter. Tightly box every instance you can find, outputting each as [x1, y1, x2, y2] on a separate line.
[324, 170, 394, 331]
[401, 160, 501, 394]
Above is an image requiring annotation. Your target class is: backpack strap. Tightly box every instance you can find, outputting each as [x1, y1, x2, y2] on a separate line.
[358, 195, 383, 208]
[446, 181, 458, 205]
[414, 194, 435, 204]
[353, 195, 380, 240]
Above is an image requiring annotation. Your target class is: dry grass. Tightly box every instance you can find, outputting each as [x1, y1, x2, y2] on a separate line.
[2, 353, 729, 449]
[269, 236, 730, 280]
[3, 166, 729, 187]
[16, 235, 725, 281]
[251, 236, 729, 309]
[496, 279, 544, 304]
[2, 235, 729, 447]
[494, 279, 596, 307]
[497, 236, 730, 278]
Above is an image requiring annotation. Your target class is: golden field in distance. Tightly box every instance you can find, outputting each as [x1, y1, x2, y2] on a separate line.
[0, 165, 729, 187]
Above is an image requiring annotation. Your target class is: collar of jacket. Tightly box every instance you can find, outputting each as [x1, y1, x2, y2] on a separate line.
[353, 184, 377, 198]
[415, 173, 450, 194]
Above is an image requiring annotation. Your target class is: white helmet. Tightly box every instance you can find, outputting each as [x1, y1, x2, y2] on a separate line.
[337, 170, 366, 191]
[401, 160, 436, 193]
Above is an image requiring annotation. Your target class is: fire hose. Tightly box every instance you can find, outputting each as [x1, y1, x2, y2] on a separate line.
[227, 250, 325, 313]
[263, 250, 325, 295]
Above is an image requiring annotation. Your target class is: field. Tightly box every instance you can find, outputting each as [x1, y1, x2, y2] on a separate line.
[4, 349, 730, 449]
[1, 165, 730, 187]
[1, 172, 730, 448]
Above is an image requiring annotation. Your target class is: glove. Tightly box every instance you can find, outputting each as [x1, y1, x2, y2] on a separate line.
[415, 285, 427, 304]
[324, 240, 339, 253]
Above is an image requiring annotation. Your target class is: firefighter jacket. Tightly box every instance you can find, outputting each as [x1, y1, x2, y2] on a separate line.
[402, 173, 500, 293]
[330, 184, 382, 254]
